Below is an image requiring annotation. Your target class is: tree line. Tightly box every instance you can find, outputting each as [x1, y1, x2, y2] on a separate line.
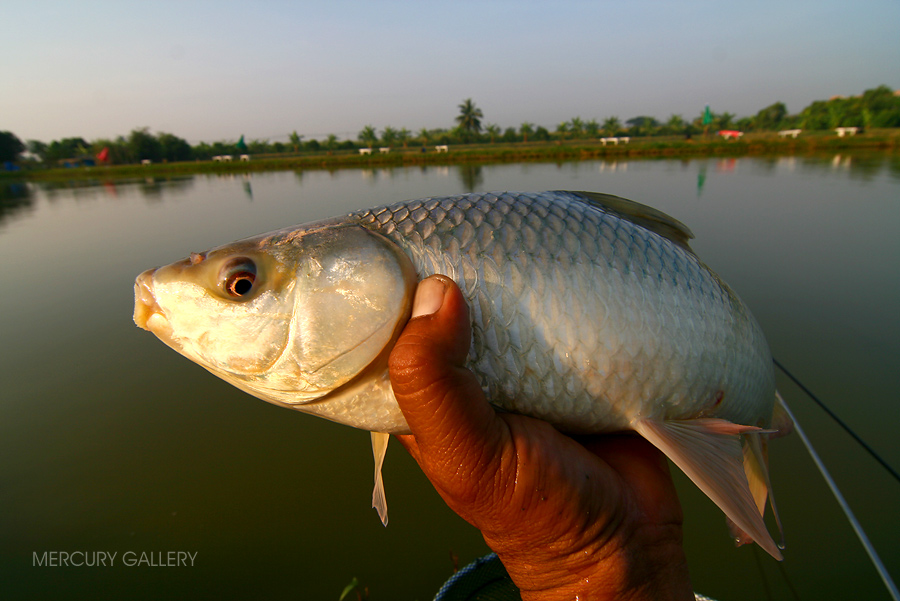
[2, 85, 897, 166]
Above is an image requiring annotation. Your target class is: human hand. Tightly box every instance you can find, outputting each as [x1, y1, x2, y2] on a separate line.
[388, 275, 694, 601]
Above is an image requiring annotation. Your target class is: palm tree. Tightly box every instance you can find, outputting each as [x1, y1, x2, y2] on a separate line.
[519, 122, 534, 143]
[485, 123, 501, 143]
[289, 131, 303, 152]
[569, 117, 584, 139]
[455, 98, 484, 141]
[585, 119, 600, 138]
[325, 134, 338, 151]
[625, 116, 659, 137]
[398, 128, 411, 148]
[602, 117, 621, 137]
[418, 127, 431, 147]
[358, 125, 377, 148]
[381, 126, 398, 148]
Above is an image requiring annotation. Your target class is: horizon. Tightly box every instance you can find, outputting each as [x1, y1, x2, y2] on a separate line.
[3, 1, 898, 145]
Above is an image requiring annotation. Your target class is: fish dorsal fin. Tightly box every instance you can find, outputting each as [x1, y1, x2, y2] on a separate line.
[569, 191, 695, 253]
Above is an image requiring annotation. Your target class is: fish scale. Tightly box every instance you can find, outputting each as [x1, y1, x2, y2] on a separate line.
[352, 191, 773, 433]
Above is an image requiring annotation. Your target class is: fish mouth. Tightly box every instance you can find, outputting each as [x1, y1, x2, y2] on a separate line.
[133, 268, 174, 342]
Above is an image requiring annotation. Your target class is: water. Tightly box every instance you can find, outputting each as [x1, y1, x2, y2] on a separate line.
[2, 155, 898, 600]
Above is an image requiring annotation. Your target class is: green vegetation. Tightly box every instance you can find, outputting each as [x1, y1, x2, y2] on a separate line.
[8, 129, 897, 182]
[3, 85, 899, 177]
[0, 131, 26, 162]
[455, 98, 484, 142]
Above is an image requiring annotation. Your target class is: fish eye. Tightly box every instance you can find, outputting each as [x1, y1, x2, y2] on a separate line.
[220, 258, 257, 299]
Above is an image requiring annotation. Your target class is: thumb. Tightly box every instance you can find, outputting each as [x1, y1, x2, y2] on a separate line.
[388, 276, 503, 494]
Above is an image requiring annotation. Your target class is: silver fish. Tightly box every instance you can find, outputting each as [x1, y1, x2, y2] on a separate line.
[134, 190, 787, 558]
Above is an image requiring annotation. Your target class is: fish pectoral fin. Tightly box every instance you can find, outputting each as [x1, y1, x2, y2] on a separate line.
[370, 431, 390, 527]
[634, 417, 782, 560]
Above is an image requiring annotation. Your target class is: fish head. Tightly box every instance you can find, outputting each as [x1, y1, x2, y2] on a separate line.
[134, 224, 418, 408]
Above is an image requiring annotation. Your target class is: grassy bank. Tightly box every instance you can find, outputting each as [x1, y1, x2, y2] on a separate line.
[8, 129, 899, 181]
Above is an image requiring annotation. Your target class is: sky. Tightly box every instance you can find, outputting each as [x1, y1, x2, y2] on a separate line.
[3, 0, 898, 145]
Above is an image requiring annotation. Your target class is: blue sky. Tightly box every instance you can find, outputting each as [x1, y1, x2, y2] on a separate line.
[3, 0, 898, 144]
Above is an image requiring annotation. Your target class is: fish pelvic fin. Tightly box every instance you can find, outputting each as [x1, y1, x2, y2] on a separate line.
[370, 431, 390, 526]
[633, 417, 783, 560]
[732, 432, 785, 552]
[770, 391, 795, 439]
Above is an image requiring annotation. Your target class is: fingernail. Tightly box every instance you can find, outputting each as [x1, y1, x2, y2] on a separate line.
[411, 277, 445, 318]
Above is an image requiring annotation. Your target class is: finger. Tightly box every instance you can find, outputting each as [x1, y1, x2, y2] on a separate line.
[388, 276, 506, 498]
[389, 276, 496, 443]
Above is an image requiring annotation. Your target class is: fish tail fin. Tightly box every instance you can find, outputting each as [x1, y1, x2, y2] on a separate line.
[634, 417, 783, 560]
[370, 431, 390, 526]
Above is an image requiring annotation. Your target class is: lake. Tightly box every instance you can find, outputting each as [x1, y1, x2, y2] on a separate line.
[2, 154, 898, 600]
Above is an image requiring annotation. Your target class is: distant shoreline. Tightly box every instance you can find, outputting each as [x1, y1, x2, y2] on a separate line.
[8, 130, 898, 181]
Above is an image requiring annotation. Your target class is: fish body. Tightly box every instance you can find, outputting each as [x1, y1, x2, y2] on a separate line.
[356, 191, 775, 434]
[134, 191, 784, 558]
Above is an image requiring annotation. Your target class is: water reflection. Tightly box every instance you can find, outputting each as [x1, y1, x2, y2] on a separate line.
[0, 176, 202, 228]
[890, 154, 900, 180]
[32, 175, 196, 202]
[0, 180, 34, 228]
[457, 163, 484, 191]
[793, 152, 893, 181]
[598, 160, 627, 172]
[4, 154, 895, 227]
[750, 156, 780, 173]
[776, 156, 798, 172]
[715, 158, 737, 172]
[820, 153, 880, 180]
[138, 176, 195, 201]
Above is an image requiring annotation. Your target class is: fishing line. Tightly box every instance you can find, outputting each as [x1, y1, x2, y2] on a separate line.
[777, 394, 900, 601]
[773, 551, 802, 601]
[773, 358, 900, 485]
[750, 545, 774, 601]
[751, 529, 801, 600]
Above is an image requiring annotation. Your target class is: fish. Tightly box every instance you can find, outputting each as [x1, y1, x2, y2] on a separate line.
[133, 190, 789, 558]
